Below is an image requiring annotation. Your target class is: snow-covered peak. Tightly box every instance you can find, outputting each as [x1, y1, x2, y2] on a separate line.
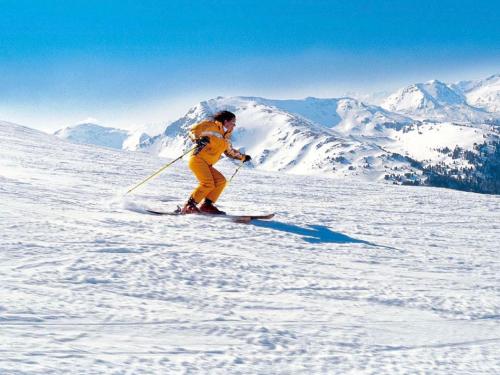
[381, 79, 494, 123]
[242, 96, 344, 127]
[454, 74, 500, 113]
[454, 74, 500, 93]
[198, 96, 413, 137]
[383, 80, 465, 112]
[137, 96, 422, 180]
[54, 123, 130, 149]
[420, 80, 465, 105]
[140, 96, 352, 167]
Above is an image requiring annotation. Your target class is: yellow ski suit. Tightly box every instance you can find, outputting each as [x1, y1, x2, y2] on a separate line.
[187, 120, 245, 204]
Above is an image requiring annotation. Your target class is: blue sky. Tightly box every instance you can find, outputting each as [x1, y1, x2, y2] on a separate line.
[0, 0, 498, 131]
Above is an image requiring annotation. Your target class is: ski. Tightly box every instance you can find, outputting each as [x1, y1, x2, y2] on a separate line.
[145, 209, 180, 216]
[145, 209, 274, 223]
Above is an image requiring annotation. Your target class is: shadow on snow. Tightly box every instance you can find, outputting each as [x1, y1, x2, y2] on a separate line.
[252, 220, 383, 247]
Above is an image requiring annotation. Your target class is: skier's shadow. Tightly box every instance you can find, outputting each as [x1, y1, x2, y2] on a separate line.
[252, 220, 377, 246]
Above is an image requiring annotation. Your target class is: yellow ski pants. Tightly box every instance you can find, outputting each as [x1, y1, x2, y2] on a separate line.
[189, 156, 227, 203]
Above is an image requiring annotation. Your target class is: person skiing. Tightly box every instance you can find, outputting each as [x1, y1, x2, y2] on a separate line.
[181, 110, 251, 215]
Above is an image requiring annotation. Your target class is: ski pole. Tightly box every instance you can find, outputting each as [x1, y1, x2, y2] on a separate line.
[226, 160, 245, 186]
[125, 146, 197, 195]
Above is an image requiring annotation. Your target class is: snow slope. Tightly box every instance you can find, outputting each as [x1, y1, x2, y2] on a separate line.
[385, 122, 487, 163]
[1, 120, 500, 374]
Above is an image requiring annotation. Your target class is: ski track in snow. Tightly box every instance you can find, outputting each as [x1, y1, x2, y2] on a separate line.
[1, 122, 500, 374]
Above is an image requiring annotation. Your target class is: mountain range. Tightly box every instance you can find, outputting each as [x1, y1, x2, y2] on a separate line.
[54, 74, 500, 194]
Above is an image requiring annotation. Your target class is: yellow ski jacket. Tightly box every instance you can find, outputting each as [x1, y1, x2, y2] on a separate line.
[188, 120, 245, 165]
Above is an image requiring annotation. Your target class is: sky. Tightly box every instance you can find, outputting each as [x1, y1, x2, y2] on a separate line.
[0, 0, 498, 132]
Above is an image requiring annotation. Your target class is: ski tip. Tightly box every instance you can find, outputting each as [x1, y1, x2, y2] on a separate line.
[145, 209, 163, 215]
[258, 213, 275, 220]
[228, 213, 275, 223]
[145, 209, 181, 216]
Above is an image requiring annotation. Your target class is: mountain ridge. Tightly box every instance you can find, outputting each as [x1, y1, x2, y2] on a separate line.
[41, 74, 500, 194]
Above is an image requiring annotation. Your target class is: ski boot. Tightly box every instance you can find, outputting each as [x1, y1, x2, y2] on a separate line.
[199, 198, 226, 215]
[181, 197, 200, 214]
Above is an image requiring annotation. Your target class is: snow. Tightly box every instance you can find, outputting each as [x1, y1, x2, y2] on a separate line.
[458, 74, 500, 113]
[129, 93, 498, 192]
[122, 130, 152, 151]
[52, 74, 500, 191]
[1, 120, 500, 373]
[385, 122, 486, 162]
[136, 96, 412, 180]
[381, 80, 494, 123]
[237, 96, 412, 136]
[54, 123, 130, 149]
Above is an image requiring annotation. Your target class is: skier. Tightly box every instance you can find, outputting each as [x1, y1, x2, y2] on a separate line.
[181, 110, 251, 215]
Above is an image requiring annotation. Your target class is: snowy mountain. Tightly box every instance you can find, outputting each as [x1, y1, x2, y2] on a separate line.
[381, 80, 495, 123]
[453, 74, 500, 114]
[248, 96, 413, 135]
[122, 130, 152, 151]
[136, 95, 500, 193]
[54, 122, 156, 152]
[54, 122, 130, 149]
[1, 119, 499, 374]
[137, 96, 420, 180]
[50, 74, 500, 194]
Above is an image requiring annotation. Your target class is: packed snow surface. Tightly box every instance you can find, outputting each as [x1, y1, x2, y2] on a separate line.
[1, 121, 499, 374]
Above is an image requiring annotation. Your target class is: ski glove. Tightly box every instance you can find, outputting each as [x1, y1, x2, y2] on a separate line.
[243, 155, 252, 163]
[196, 136, 210, 147]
